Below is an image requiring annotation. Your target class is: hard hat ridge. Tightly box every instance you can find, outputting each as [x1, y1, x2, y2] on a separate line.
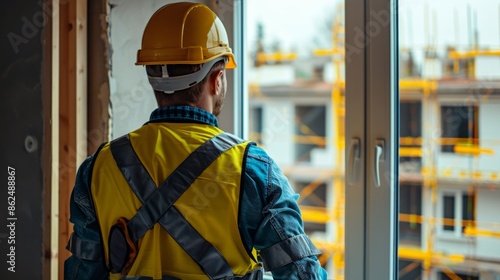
[136, 2, 236, 68]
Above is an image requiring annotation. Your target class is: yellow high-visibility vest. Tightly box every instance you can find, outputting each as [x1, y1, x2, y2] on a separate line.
[91, 122, 260, 279]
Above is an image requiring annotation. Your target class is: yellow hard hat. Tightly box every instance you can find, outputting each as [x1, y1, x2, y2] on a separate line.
[136, 2, 236, 69]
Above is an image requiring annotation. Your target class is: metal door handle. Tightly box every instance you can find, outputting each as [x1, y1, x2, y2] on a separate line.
[347, 138, 361, 185]
[374, 139, 385, 187]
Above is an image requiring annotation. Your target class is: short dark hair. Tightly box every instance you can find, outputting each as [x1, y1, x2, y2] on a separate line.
[146, 59, 226, 107]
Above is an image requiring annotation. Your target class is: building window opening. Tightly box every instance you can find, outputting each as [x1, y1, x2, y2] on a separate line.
[440, 105, 478, 153]
[294, 105, 327, 163]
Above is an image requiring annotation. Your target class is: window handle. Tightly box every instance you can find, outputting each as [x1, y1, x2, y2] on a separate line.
[347, 138, 361, 185]
[374, 139, 385, 187]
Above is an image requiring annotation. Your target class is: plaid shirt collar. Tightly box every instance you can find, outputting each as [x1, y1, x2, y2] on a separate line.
[149, 106, 219, 127]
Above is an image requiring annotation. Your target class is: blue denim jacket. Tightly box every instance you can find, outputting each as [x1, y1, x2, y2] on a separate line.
[65, 106, 328, 280]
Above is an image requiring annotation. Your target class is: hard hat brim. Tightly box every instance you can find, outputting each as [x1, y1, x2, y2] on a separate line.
[136, 49, 236, 69]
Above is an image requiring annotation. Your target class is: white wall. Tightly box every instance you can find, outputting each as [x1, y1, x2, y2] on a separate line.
[476, 57, 500, 80]
[260, 102, 294, 166]
[248, 65, 295, 86]
[478, 100, 500, 173]
[109, 0, 214, 139]
[476, 189, 500, 259]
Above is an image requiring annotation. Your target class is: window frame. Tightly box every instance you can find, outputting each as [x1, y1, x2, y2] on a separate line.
[345, 0, 399, 279]
[224, 0, 401, 278]
[437, 188, 476, 239]
[216, 0, 246, 138]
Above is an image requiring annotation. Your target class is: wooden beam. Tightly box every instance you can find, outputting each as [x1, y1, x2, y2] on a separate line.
[58, 0, 87, 278]
[87, 0, 110, 153]
[58, 1, 74, 277]
[76, 0, 88, 164]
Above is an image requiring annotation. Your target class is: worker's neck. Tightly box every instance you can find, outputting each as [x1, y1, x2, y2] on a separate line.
[159, 91, 215, 115]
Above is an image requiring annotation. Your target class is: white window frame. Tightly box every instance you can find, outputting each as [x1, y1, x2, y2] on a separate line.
[437, 188, 475, 240]
[345, 0, 399, 279]
[214, 0, 246, 137]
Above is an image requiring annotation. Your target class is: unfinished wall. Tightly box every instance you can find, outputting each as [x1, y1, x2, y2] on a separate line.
[0, 0, 47, 279]
[109, 0, 164, 138]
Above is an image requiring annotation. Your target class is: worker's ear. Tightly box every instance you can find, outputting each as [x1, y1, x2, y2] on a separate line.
[211, 70, 224, 96]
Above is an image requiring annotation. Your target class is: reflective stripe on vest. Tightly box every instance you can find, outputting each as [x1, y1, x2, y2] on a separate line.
[91, 123, 261, 279]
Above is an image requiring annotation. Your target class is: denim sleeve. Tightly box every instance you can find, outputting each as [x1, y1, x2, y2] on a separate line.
[64, 154, 108, 280]
[240, 145, 328, 280]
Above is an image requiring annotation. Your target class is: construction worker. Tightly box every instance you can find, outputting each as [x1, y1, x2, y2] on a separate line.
[64, 2, 327, 279]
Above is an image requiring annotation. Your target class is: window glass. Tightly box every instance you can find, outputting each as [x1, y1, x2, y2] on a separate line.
[461, 193, 475, 233]
[246, 0, 344, 276]
[398, 0, 500, 279]
[438, 271, 479, 280]
[399, 183, 422, 246]
[294, 105, 327, 163]
[247, 0, 500, 278]
[443, 195, 455, 232]
[440, 105, 478, 153]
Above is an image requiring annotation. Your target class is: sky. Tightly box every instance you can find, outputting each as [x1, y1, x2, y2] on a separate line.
[245, 0, 500, 56]
[246, 0, 338, 56]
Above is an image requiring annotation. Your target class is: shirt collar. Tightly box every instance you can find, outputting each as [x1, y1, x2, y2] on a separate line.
[149, 106, 219, 127]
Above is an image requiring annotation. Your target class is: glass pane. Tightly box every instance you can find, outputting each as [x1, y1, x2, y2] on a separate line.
[400, 183, 422, 246]
[440, 105, 478, 153]
[398, 0, 500, 279]
[461, 193, 475, 233]
[245, 0, 345, 277]
[443, 195, 455, 232]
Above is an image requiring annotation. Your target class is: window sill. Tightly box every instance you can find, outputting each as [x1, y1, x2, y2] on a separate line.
[436, 233, 476, 243]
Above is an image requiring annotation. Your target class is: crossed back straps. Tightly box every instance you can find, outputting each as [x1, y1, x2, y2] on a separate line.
[110, 132, 257, 280]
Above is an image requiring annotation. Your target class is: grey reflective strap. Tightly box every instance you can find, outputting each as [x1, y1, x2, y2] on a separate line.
[259, 234, 322, 271]
[159, 207, 232, 279]
[110, 135, 157, 204]
[148, 57, 225, 93]
[66, 232, 102, 261]
[126, 132, 244, 242]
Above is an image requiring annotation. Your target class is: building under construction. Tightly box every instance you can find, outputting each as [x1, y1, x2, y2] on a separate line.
[248, 3, 500, 280]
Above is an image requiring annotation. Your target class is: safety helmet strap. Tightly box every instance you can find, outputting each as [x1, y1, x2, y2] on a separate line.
[147, 57, 226, 94]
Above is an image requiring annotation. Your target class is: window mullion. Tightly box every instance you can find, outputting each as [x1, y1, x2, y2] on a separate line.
[365, 0, 399, 279]
[344, 0, 368, 278]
